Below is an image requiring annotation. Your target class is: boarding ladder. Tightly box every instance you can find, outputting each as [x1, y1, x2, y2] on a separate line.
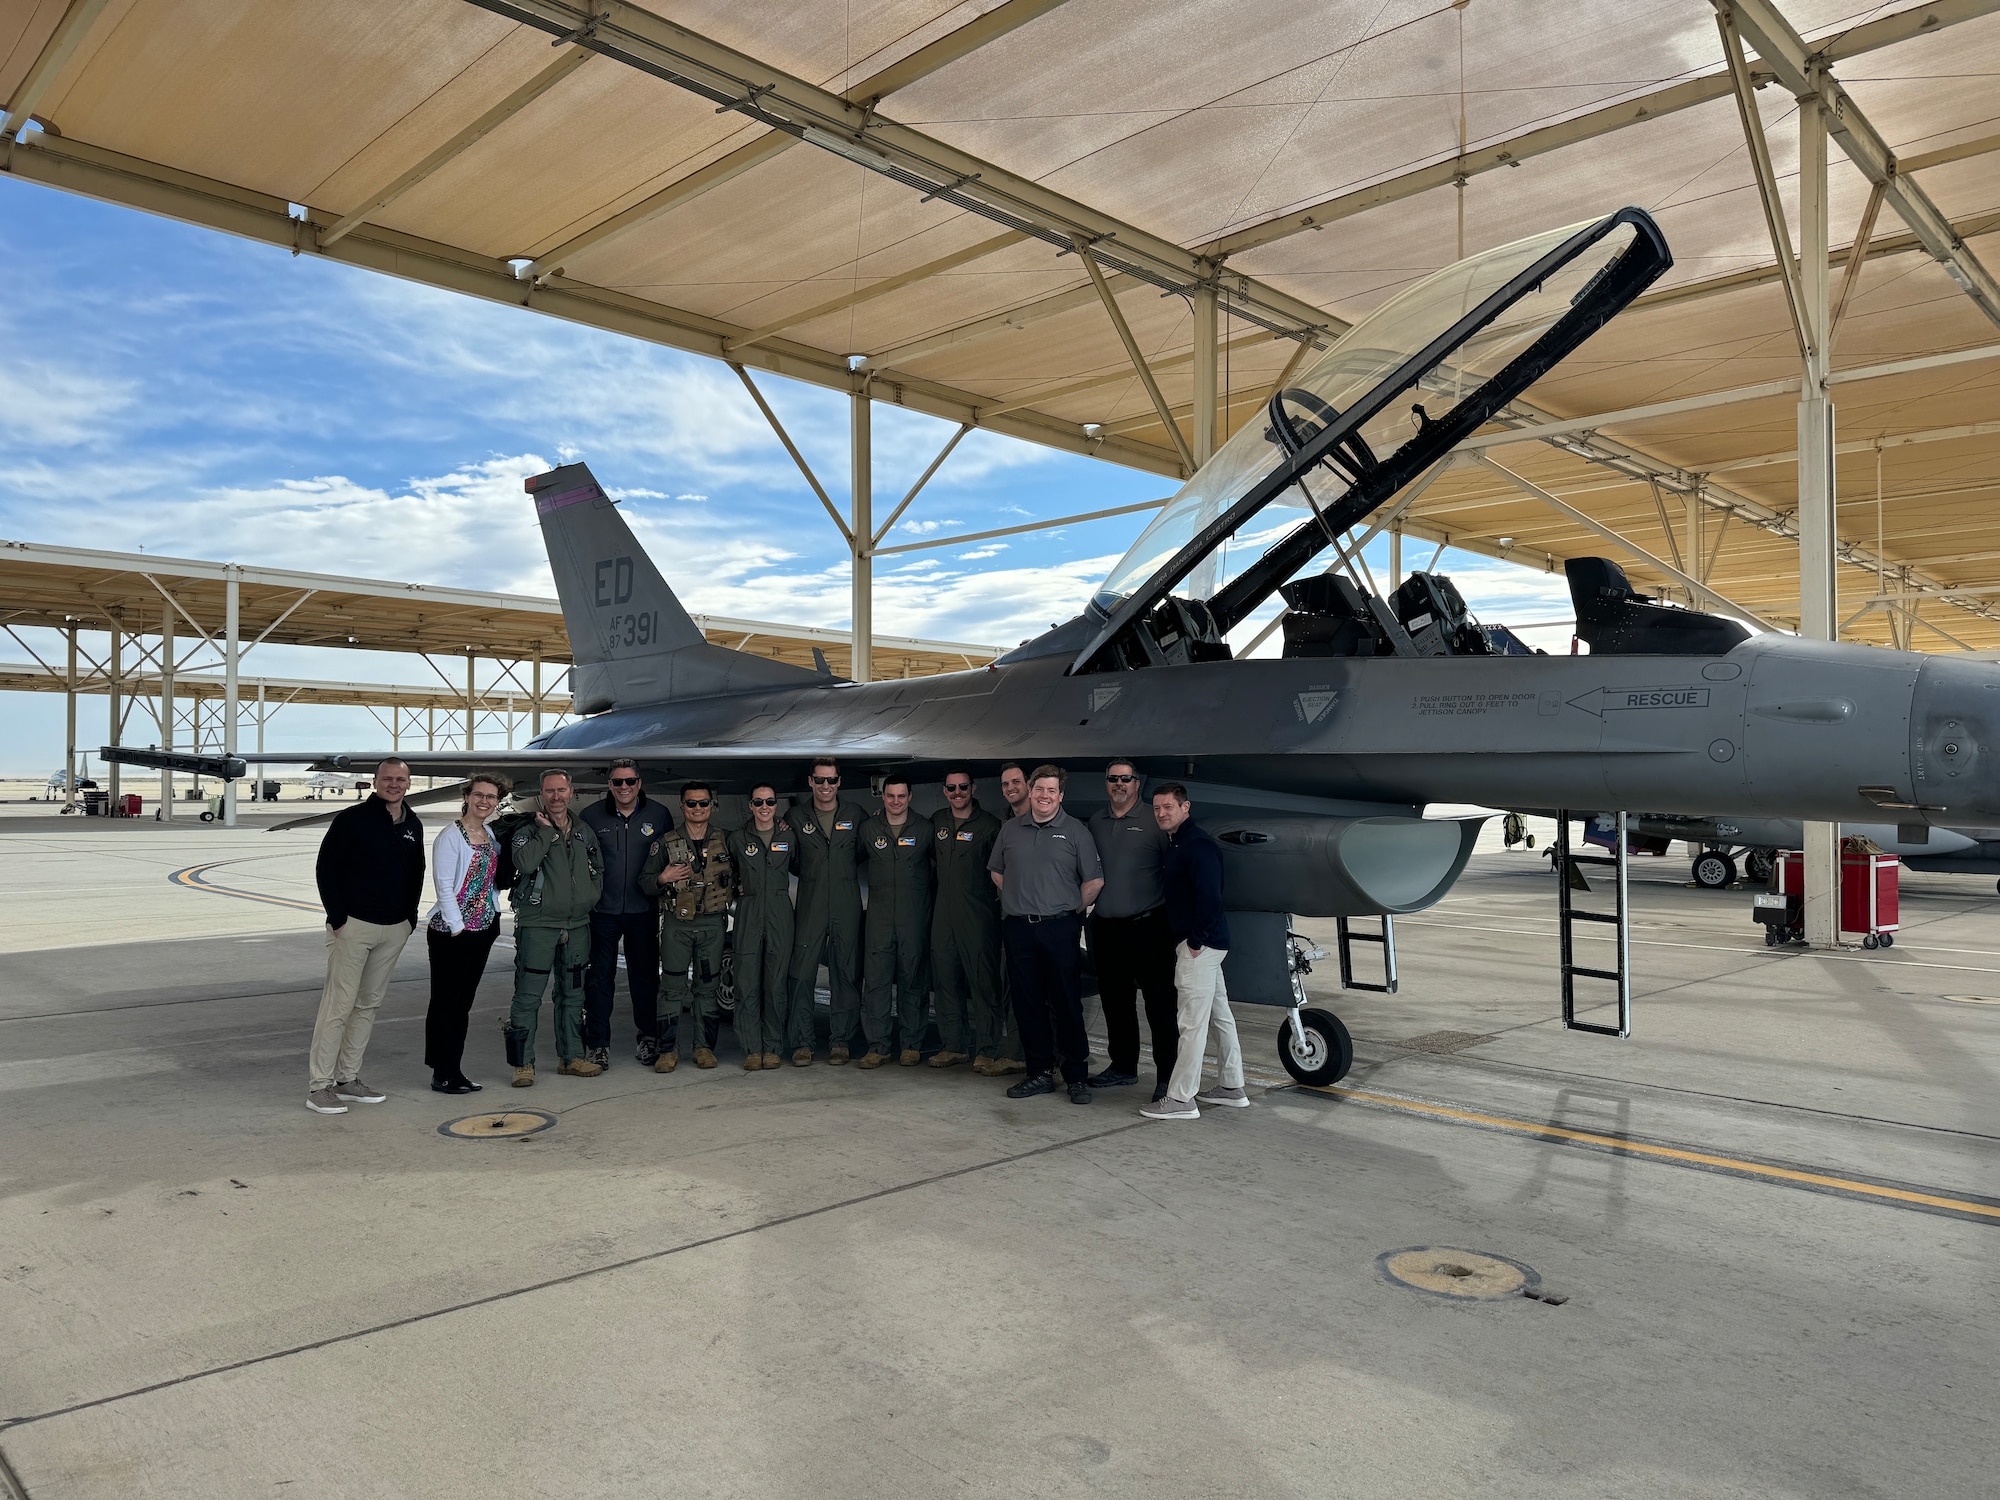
[1554, 811, 1631, 1037]
[1335, 914, 1397, 993]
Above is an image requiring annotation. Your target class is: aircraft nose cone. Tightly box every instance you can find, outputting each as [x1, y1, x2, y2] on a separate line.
[1911, 657, 2000, 822]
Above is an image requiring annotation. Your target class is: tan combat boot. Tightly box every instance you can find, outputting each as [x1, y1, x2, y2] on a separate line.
[743, 1053, 763, 1071]
[693, 1047, 718, 1069]
[827, 1046, 850, 1066]
[791, 1048, 815, 1067]
[970, 1056, 996, 1075]
[929, 1051, 970, 1069]
[654, 1050, 679, 1074]
[898, 1048, 923, 1066]
[857, 1050, 889, 1069]
[556, 1057, 603, 1077]
[987, 1057, 1026, 1075]
[762, 1052, 784, 1070]
[512, 1066, 535, 1088]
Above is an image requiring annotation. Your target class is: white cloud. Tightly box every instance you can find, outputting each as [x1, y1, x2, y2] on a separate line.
[897, 518, 964, 535]
[956, 545, 1007, 560]
[0, 364, 138, 446]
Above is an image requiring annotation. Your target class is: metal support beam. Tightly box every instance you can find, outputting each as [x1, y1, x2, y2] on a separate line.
[64, 623, 77, 812]
[320, 46, 594, 249]
[531, 653, 543, 736]
[872, 498, 1168, 558]
[731, 363, 853, 543]
[1192, 282, 1218, 465]
[223, 566, 239, 827]
[106, 620, 120, 809]
[465, 652, 476, 751]
[851, 388, 873, 683]
[1720, 0, 2000, 329]
[1075, 237, 1196, 474]
[0, 0, 113, 141]
[1717, 7, 1811, 362]
[160, 606, 175, 820]
[1830, 182, 1884, 346]
[872, 423, 971, 546]
[726, 232, 1026, 354]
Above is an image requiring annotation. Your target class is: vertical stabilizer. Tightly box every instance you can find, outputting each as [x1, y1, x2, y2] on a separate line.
[528, 463, 819, 713]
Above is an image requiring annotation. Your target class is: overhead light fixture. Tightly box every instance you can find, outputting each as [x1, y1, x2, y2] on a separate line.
[1497, 536, 1515, 547]
[801, 125, 895, 174]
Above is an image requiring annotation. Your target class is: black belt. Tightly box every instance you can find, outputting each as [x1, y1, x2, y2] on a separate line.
[1013, 911, 1080, 924]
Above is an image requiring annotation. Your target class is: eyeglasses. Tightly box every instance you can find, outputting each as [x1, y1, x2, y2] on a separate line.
[748, 796, 777, 807]
[682, 798, 712, 809]
[1105, 773, 1137, 784]
[944, 782, 972, 792]
[609, 777, 640, 787]
[810, 775, 839, 785]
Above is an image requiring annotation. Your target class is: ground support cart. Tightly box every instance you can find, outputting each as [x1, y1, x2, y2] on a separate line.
[1755, 847, 1901, 949]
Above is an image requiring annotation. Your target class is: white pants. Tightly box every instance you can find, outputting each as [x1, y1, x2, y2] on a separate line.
[1166, 941, 1240, 1102]
[309, 917, 412, 1091]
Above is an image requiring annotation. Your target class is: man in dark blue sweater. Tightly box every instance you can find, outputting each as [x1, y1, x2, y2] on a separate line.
[1141, 783, 1247, 1121]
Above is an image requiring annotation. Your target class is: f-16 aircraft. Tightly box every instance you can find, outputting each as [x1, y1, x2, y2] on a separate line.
[108, 206, 2000, 1084]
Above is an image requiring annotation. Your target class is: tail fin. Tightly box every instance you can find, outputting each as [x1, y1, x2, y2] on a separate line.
[529, 463, 821, 713]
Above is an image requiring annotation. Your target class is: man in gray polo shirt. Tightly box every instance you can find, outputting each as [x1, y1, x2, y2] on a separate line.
[1086, 759, 1179, 1099]
[987, 764, 1103, 1104]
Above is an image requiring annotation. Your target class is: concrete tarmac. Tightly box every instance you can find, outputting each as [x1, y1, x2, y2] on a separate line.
[1, 823, 1995, 1498]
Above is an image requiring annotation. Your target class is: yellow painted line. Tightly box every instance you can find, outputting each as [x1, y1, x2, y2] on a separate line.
[1302, 1083, 2000, 1222]
[169, 860, 324, 913]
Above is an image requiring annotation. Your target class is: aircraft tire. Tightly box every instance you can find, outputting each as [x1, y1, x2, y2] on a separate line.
[1278, 1008, 1352, 1087]
[1692, 851, 1737, 890]
[1745, 848, 1776, 884]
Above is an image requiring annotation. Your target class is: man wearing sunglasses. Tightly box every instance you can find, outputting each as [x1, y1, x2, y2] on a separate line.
[641, 782, 736, 1070]
[580, 759, 675, 1069]
[930, 770, 1018, 1075]
[787, 758, 868, 1064]
[729, 784, 797, 1070]
[1086, 759, 1178, 1099]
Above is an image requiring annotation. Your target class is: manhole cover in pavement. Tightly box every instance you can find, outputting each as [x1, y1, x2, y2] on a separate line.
[438, 1109, 556, 1141]
[1392, 1030, 1494, 1055]
[1377, 1246, 1540, 1300]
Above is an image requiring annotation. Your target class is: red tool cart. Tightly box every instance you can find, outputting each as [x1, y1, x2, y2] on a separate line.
[1758, 843, 1901, 949]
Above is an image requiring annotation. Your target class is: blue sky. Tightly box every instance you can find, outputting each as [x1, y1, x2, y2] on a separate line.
[0, 178, 1574, 775]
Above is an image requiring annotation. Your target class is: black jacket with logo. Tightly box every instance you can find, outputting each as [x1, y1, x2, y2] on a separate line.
[315, 794, 426, 928]
[581, 794, 675, 916]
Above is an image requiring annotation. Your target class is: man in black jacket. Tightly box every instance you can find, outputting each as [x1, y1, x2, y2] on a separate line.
[1141, 783, 1247, 1122]
[579, 759, 674, 1069]
[306, 757, 426, 1114]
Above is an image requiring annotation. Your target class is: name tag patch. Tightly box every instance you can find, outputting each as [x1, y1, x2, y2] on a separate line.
[835, 821, 854, 831]
[898, 836, 917, 847]
[957, 831, 974, 841]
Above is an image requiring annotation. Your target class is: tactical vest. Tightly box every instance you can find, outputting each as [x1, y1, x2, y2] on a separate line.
[659, 828, 734, 920]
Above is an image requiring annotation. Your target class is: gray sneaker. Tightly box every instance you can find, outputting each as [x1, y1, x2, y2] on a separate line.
[1139, 1095, 1199, 1121]
[587, 1046, 612, 1071]
[635, 1036, 660, 1067]
[334, 1079, 385, 1103]
[1195, 1085, 1251, 1109]
[306, 1088, 348, 1115]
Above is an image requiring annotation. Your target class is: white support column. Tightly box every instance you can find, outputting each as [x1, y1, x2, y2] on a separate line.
[1388, 526, 1402, 593]
[1797, 99, 1841, 950]
[107, 621, 122, 811]
[222, 566, 239, 827]
[465, 652, 477, 751]
[1192, 280, 1219, 465]
[255, 681, 266, 802]
[531, 651, 543, 736]
[851, 386, 874, 684]
[506, 694, 516, 749]
[392, 705, 401, 753]
[160, 607, 175, 821]
[64, 623, 77, 812]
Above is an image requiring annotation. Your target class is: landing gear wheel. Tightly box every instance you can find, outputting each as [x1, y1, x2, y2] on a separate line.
[1279, 1008, 1353, 1087]
[1692, 851, 1737, 890]
[1745, 848, 1776, 884]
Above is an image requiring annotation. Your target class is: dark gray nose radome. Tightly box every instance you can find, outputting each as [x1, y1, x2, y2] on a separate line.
[1214, 815, 1485, 917]
[1911, 656, 2000, 825]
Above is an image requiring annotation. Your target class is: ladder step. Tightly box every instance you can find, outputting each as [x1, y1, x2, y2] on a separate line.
[1345, 932, 1386, 945]
[1568, 910, 1620, 924]
[1565, 965, 1623, 982]
[1566, 854, 1621, 867]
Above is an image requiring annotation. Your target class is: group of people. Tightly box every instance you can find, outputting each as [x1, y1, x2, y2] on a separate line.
[303, 755, 1248, 1123]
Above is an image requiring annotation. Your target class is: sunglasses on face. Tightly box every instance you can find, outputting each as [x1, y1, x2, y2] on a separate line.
[682, 798, 712, 809]
[944, 783, 972, 792]
[609, 777, 640, 787]
[810, 775, 839, 785]
[748, 796, 777, 807]
[1106, 774, 1137, 784]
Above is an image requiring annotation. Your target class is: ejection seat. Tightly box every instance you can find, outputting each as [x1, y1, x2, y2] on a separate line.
[1565, 557, 1749, 655]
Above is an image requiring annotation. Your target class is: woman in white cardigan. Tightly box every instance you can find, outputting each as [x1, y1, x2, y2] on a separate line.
[423, 773, 511, 1093]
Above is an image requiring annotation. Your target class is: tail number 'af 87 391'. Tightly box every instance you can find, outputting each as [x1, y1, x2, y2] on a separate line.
[604, 611, 660, 652]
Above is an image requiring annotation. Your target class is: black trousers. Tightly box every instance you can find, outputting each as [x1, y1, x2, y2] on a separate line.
[424, 923, 501, 1077]
[583, 909, 661, 1049]
[1088, 907, 1179, 1079]
[1004, 913, 1089, 1085]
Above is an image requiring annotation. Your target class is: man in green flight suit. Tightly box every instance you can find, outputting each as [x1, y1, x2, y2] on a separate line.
[859, 773, 934, 1068]
[641, 782, 735, 1071]
[506, 768, 605, 1086]
[728, 782, 796, 1071]
[929, 768, 1019, 1075]
[788, 757, 868, 1064]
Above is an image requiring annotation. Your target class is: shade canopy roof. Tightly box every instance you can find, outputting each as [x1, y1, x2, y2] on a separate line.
[4, 0, 1998, 650]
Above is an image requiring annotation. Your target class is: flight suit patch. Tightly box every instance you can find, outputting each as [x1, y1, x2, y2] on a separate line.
[956, 831, 974, 840]
[873, 837, 888, 849]
[771, 841, 789, 852]
[937, 828, 949, 840]
[835, 821, 854, 831]
[898, 836, 917, 847]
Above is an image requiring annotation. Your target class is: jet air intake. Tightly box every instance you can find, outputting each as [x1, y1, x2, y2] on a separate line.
[1214, 814, 1484, 917]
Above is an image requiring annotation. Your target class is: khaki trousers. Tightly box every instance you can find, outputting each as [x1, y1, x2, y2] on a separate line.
[310, 916, 413, 1091]
[1165, 940, 1241, 1103]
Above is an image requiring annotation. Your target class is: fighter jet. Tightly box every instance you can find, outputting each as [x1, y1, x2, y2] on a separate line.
[107, 206, 2000, 1084]
[1576, 813, 2000, 893]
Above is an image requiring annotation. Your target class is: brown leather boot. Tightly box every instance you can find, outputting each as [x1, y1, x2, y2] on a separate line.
[693, 1047, 718, 1069]
[654, 1050, 678, 1074]
[929, 1051, 970, 1069]
[762, 1052, 784, 1070]
[512, 1066, 535, 1088]
[987, 1056, 1026, 1075]
[898, 1048, 923, 1067]
[791, 1048, 815, 1067]
[970, 1056, 996, 1075]
[743, 1053, 764, 1071]
[556, 1057, 603, 1077]
[857, 1050, 889, 1069]
[827, 1046, 850, 1066]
